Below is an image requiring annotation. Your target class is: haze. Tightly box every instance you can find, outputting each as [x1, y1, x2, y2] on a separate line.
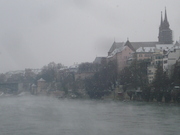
[0, 0, 180, 73]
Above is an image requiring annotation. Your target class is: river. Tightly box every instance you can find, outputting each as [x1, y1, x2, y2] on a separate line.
[0, 94, 179, 135]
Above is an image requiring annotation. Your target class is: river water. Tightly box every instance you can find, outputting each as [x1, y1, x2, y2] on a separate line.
[0, 95, 179, 135]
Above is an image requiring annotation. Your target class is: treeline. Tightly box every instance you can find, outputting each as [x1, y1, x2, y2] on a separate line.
[1, 60, 180, 102]
[84, 59, 180, 102]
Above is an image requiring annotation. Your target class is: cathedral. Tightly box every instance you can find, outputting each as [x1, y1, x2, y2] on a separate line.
[101, 8, 180, 75]
[108, 8, 174, 57]
[158, 8, 173, 44]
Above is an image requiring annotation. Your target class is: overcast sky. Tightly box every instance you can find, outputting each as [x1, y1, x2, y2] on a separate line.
[0, 0, 180, 73]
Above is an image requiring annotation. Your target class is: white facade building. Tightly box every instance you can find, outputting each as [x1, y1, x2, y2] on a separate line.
[163, 42, 180, 75]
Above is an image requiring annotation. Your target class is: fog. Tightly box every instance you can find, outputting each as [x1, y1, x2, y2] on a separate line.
[0, 95, 180, 135]
[0, 0, 180, 73]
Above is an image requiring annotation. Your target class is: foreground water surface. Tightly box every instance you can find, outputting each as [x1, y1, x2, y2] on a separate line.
[0, 95, 179, 135]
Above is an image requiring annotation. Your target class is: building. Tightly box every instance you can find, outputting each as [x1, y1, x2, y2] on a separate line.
[134, 47, 155, 61]
[93, 57, 107, 65]
[147, 51, 164, 83]
[37, 78, 47, 94]
[163, 41, 180, 75]
[107, 40, 135, 72]
[158, 8, 173, 44]
[107, 8, 176, 78]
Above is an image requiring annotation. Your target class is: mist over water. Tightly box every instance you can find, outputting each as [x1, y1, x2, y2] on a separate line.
[0, 95, 179, 135]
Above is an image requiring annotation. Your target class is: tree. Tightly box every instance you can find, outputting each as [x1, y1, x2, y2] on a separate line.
[78, 62, 100, 73]
[119, 59, 149, 91]
[169, 62, 180, 103]
[37, 62, 65, 82]
[0, 74, 6, 83]
[84, 61, 117, 99]
[170, 62, 180, 86]
[152, 63, 170, 102]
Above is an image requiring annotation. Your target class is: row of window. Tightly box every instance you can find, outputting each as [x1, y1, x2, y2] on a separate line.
[138, 54, 151, 57]
[155, 56, 163, 59]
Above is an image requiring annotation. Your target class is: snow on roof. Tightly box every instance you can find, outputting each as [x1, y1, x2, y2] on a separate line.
[32, 84, 36, 87]
[69, 64, 78, 69]
[59, 67, 68, 71]
[38, 78, 45, 82]
[155, 44, 174, 52]
[156, 44, 173, 49]
[108, 41, 157, 55]
[165, 44, 180, 55]
[109, 43, 127, 57]
[136, 47, 155, 53]
[108, 42, 124, 54]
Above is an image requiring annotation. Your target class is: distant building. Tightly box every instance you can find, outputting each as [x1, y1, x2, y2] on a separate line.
[107, 40, 135, 72]
[106, 8, 176, 76]
[37, 78, 47, 94]
[163, 41, 180, 75]
[147, 52, 164, 83]
[93, 57, 107, 65]
[158, 8, 173, 44]
[134, 47, 155, 61]
[69, 64, 79, 73]
[31, 84, 37, 95]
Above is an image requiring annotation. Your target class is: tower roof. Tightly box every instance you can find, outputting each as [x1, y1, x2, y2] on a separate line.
[159, 11, 163, 29]
[124, 39, 136, 52]
[158, 8, 173, 44]
[163, 7, 170, 28]
[108, 41, 124, 55]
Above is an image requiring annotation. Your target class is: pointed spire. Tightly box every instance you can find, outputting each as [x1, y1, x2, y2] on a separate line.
[164, 7, 167, 21]
[163, 7, 169, 28]
[159, 11, 163, 29]
[161, 11, 163, 26]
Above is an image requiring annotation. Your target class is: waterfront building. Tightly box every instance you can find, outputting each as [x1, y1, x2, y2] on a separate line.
[163, 41, 180, 75]
[147, 51, 164, 83]
[37, 78, 47, 94]
[106, 8, 178, 81]
[107, 39, 135, 73]
[134, 47, 155, 61]
[158, 8, 173, 44]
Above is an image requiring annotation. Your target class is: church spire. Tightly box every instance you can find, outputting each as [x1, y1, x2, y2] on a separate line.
[159, 11, 163, 29]
[158, 8, 173, 44]
[164, 7, 167, 21]
[163, 7, 169, 28]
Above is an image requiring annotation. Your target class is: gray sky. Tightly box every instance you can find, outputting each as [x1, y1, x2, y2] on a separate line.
[0, 0, 180, 73]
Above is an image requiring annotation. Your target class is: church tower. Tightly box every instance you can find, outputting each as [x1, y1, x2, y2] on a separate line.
[158, 8, 173, 44]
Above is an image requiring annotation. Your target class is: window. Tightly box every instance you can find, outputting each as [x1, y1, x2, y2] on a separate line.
[164, 60, 167, 64]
